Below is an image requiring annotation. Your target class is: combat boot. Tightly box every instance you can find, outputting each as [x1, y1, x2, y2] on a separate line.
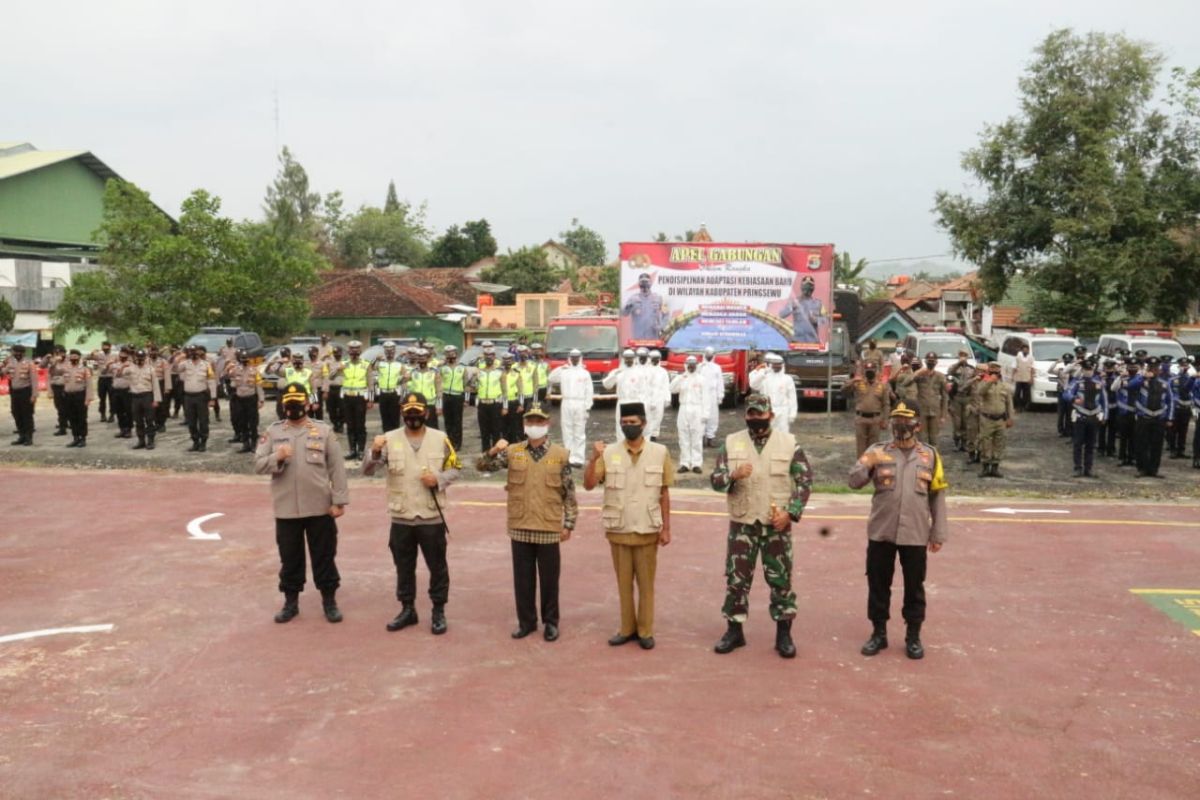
[196, 437, 208, 453]
[76, 437, 86, 448]
[240, 438, 255, 453]
[861, 622, 888, 656]
[980, 462, 991, 478]
[905, 622, 924, 660]
[775, 619, 797, 659]
[991, 463, 1004, 478]
[321, 589, 343, 623]
[188, 438, 199, 452]
[133, 436, 147, 450]
[67, 436, 81, 448]
[54, 426, 67, 436]
[713, 621, 745, 654]
[274, 591, 299, 623]
[431, 604, 447, 635]
[146, 436, 156, 451]
[386, 605, 418, 631]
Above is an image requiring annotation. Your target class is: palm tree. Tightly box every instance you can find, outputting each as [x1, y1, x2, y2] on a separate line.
[834, 251, 869, 289]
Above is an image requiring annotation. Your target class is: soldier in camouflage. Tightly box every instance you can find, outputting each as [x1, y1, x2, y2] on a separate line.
[709, 393, 813, 659]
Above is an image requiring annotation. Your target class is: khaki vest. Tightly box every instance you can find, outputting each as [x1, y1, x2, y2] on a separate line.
[601, 441, 668, 534]
[505, 442, 568, 532]
[385, 427, 449, 520]
[724, 429, 795, 524]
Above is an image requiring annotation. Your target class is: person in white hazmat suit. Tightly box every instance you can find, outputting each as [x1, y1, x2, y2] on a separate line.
[748, 352, 798, 433]
[700, 347, 725, 446]
[645, 350, 672, 441]
[548, 347, 594, 466]
[671, 355, 711, 473]
[602, 349, 646, 438]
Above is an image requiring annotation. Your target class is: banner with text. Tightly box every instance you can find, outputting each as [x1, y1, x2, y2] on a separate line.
[618, 242, 835, 352]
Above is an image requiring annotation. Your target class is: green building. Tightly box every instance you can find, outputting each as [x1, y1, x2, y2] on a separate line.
[308, 269, 465, 350]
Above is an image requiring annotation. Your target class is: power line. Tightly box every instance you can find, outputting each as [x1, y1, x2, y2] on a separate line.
[863, 252, 956, 264]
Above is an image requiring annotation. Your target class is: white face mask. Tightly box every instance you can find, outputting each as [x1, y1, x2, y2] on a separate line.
[525, 425, 549, 440]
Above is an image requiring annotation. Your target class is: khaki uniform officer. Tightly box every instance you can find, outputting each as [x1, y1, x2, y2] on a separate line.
[478, 404, 579, 642]
[583, 401, 673, 650]
[179, 349, 218, 452]
[126, 349, 163, 450]
[972, 361, 1015, 478]
[1, 343, 40, 445]
[61, 350, 94, 447]
[254, 382, 349, 624]
[913, 353, 949, 444]
[226, 351, 265, 453]
[843, 368, 890, 456]
[946, 352, 976, 452]
[848, 403, 949, 660]
[363, 392, 462, 636]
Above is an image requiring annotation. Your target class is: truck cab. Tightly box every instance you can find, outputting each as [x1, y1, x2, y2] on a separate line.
[545, 314, 621, 401]
[783, 321, 852, 409]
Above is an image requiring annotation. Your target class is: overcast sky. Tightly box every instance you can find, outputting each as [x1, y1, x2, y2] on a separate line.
[6, 1, 1199, 271]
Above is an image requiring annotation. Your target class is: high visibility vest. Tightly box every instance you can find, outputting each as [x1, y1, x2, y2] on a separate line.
[342, 361, 369, 391]
[284, 366, 313, 394]
[441, 364, 466, 394]
[376, 361, 404, 392]
[505, 367, 522, 401]
[410, 369, 437, 399]
[534, 361, 548, 390]
[478, 368, 503, 401]
[519, 363, 536, 392]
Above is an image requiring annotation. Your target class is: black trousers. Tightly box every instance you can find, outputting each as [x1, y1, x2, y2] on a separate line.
[1100, 414, 1117, 455]
[10, 386, 34, 437]
[1056, 397, 1071, 436]
[65, 390, 87, 439]
[477, 401, 502, 451]
[442, 393, 465, 450]
[130, 392, 156, 442]
[377, 392, 400, 433]
[1072, 415, 1099, 472]
[425, 406, 440, 430]
[172, 380, 184, 415]
[1117, 413, 1136, 463]
[276, 515, 340, 593]
[511, 539, 560, 629]
[51, 384, 67, 430]
[112, 387, 132, 431]
[184, 391, 210, 441]
[504, 399, 523, 442]
[342, 395, 367, 453]
[866, 540, 927, 625]
[232, 394, 259, 442]
[1135, 416, 1166, 476]
[326, 385, 343, 431]
[1169, 408, 1191, 455]
[1013, 382, 1031, 411]
[155, 381, 170, 427]
[97, 376, 113, 419]
[389, 521, 449, 606]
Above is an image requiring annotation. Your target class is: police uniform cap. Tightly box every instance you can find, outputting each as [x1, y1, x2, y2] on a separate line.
[1144, 356, 1159, 366]
[347, 340, 362, 348]
[958, 349, 970, 357]
[530, 342, 543, 350]
[401, 392, 428, 412]
[1062, 353, 1074, 362]
[136, 349, 147, 357]
[745, 393, 772, 412]
[523, 403, 550, 420]
[638, 272, 651, 280]
[281, 382, 308, 404]
[1177, 356, 1190, 365]
[481, 340, 494, 348]
[987, 361, 1002, 371]
[890, 402, 917, 418]
[383, 340, 396, 348]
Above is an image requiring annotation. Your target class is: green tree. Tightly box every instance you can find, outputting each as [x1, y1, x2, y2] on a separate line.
[263, 146, 322, 241]
[559, 218, 607, 265]
[428, 218, 497, 267]
[834, 252, 870, 288]
[384, 180, 400, 214]
[481, 246, 562, 304]
[935, 30, 1200, 334]
[337, 203, 430, 268]
[0, 294, 14, 334]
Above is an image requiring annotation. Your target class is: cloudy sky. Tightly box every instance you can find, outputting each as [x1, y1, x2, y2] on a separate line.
[6, 1, 1199, 271]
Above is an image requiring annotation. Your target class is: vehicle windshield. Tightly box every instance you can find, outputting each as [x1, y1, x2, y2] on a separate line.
[1031, 340, 1077, 360]
[185, 334, 233, 352]
[916, 337, 970, 359]
[1131, 340, 1186, 359]
[546, 324, 619, 357]
[784, 325, 849, 362]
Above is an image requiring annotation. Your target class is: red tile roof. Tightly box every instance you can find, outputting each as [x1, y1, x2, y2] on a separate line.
[398, 268, 478, 306]
[990, 306, 1024, 327]
[310, 270, 460, 318]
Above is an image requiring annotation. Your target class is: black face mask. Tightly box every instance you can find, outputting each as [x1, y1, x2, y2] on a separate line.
[284, 404, 305, 421]
[639, 281, 651, 290]
[404, 415, 425, 431]
[621, 424, 643, 441]
[892, 421, 917, 442]
[865, 370, 876, 381]
[70, 358, 80, 365]
[746, 418, 771, 435]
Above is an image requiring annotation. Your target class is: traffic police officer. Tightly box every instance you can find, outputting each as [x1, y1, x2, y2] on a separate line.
[501, 353, 525, 444]
[475, 344, 506, 454]
[1130, 357, 1174, 478]
[440, 345, 468, 450]
[340, 341, 372, 461]
[1168, 357, 1193, 459]
[373, 341, 405, 433]
[407, 350, 442, 429]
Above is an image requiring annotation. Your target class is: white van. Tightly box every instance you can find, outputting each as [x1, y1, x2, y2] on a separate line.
[1096, 331, 1187, 374]
[996, 329, 1080, 406]
[900, 328, 976, 375]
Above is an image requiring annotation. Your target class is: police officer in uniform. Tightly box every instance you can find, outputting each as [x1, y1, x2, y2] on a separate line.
[848, 403, 948, 660]
[709, 394, 813, 659]
[1130, 357, 1174, 478]
[1168, 358, 1193, 459]
[109, 347, 134, 439]
[439, 345, 468, 451]
[254, 382, 349, 624]
[2, 344, 41, 445]
[1051, 352, 1075, 437]
[1064, 358, 1107, 477]
[42, 346, 69, 436]
[363, 392, 462, 636]
[62, 349, 93, 447]
[889, 355, 920, 416]
[530, 342, 550, 405]
[475, 344, 506, 454]
[322, 346, 345, 433]
[913, 353, 948, 445]
[501, 353, 525, 444]
[126, 349, 162, 450]
[373, 341, 405, 433]
[621, 272, 669, 341]
[179, 345, 218, 451]
[1099, 359, 1120, 457]
[946, 350, 976, 452]
[478, 404, 579, 641]
[1113, 358, 1141, 467]
[340, 341, 372, 461]
[408, 350, 442, 430]
[226, 349, 265, 453]
[89, 341, 116, 422]
[843, 364, 890, 457]
[973, 361, 1014, 478]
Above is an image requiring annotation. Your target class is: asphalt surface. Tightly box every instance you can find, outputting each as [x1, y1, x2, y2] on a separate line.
[3, 393, 1198, 499]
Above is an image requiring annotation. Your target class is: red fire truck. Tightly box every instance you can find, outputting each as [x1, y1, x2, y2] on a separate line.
[544, 313, 622, 401]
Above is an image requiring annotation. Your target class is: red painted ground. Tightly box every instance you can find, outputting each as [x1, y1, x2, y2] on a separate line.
[1, 466, 1198, 799]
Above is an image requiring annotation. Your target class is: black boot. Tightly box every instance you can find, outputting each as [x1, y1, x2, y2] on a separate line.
[54, 427, 67, 436]
[387, 605, 418, 631]
[227, 436, 242, 444]
[240, 434, 255, 453]
[274, 591, 299, 623]
[146, 436, 155, 451]
[196, 437, 207, 453]
[431, 605, 447, 635]
[133, 436, 147, 450]
[67, 436, 81, 448]
[980, 462, 991, 478]
[188, 438, 199, 452]
[861, 622, 888, 656]
[991, 463, 1004, 478]
[321, 589, 343, 623]
[905, 622, 924, 660]
[775, 619, 796, 659]
[77, 437, 86, 448]
[713, 621, 745, 654]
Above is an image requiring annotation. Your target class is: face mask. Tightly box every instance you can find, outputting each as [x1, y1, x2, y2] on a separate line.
[639, 280, 651, 290]
[621, 424, 643, 441]
[865, 370, 876, 381]
[925, 361, 937, 369]
[525, 424, 549, 440]
[772, 365, 783, 373]
[651, 359, 660, 366]
[746, 418, 771, 434]
[569, 358, 580, 366]
[284, 404, 305, 421]
[624, 359, 634, 367]
[892, 422, 916, 441]
[70, 358, 80, 365]
[404, 415, 424, 431]
[447, 357, 457, 364]
[686, 365, 696, 373]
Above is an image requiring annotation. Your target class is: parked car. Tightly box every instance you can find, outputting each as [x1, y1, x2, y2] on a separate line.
[1096, 330, 1187, 373]
[899, 328, 977, 374]
[184, 327, 264, 361]
[996, 328, 1080, 406]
